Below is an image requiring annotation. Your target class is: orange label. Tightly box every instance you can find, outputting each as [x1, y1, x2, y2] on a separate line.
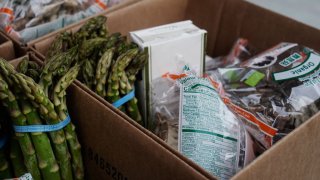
[208, 76, 278, 137]
[95, 0, 108, 9]
[5, 25, 12, 33]
[225, 98, 277, 137]
[0, 7, 13, 15]
[162, 72, 187, 80]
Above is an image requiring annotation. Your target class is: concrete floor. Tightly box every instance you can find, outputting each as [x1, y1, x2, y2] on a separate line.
[246, 0, 320, 29]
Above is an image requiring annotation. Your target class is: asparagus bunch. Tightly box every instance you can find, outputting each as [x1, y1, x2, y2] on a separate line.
[0, 55, 84, 180]
[46, 16, 148, 125]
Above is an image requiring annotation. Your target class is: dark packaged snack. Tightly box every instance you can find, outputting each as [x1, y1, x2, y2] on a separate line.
[215, 43, 320, 148]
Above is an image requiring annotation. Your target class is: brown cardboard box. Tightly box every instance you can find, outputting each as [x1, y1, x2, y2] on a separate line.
[0, 31, 15, 60]
[8, 53, 214, 180]
[29, 0, 320, 179]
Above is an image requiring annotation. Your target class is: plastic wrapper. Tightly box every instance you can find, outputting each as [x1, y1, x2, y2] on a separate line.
[0, 0, 125, 42]
[214, 43, 320, 148]
[206, 38, 256, 73]
[152, 67, 254, 179]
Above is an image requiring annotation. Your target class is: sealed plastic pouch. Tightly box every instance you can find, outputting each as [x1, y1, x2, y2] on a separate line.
[153, 68, 254, 179]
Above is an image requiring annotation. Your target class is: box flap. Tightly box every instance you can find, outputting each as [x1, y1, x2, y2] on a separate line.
[214, 0, 320, 57]
[233, 111, 320, 180]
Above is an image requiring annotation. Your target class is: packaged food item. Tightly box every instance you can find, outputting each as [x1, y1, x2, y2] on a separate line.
[153, 66, 255, 180]
[0, 0, 123, 42]
[215, 43, 320, 148]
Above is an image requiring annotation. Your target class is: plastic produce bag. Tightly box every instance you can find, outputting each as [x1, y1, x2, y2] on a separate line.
[215, 43, 320, 148]
[0, 0, 123, 42]
[153, 67, 255, 179]
[206, 38, 256, 73]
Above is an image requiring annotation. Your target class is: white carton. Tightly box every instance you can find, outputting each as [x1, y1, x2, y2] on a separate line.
[130, 20, 207, 128]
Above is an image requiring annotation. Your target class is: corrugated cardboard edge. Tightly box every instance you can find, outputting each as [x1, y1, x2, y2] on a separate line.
[27, 0, 143, 47]
[0, 31, 15, 60]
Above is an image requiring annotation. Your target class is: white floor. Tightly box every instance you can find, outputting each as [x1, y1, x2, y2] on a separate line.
[246, 0, 320, 29]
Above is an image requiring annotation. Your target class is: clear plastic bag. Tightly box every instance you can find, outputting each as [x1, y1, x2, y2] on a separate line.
[206, 38, 256, 73]
[152, 68, 254, 179]
[215, 43, 320, 148]
[0, 0, 118, 42]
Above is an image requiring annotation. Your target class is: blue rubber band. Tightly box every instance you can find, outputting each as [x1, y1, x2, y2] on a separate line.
[112, 89, 135, 108]
[13, 115, 71, 133]
[0, 135, 8, 149]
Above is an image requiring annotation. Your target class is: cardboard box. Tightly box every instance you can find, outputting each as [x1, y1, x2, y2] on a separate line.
[0, 31, 15, 60]
[29, 0, 320, 179]
[8, 53, 214, 180]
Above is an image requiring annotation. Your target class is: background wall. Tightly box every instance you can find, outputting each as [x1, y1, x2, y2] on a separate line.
[247, 0, 320, 29]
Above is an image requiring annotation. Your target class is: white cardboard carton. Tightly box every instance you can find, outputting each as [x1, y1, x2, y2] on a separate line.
[130, 21, 207, 127]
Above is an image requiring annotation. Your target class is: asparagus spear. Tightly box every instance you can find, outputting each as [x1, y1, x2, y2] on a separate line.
[82, 60, 95, 89]
[28, 61, 41, 71]
[98, 22, 108, 38]
[122, 50, 147, 124]
[119, 73, 142, 124]
[9, 137, 27, 177]
[94, 48, 115, 98]
[107, 48, 138, 104]
[46, 32, 73, 60]
[39, 46, 78, 96]
[17, 58, 41, 82]
[17, 57, 29, 74]
[75, 16, 108, 43]
[26, 69, 40, 82]
[126, 49, 148, 86]
[52, 65, 84, 180]
[78, 38, 108, 60]
[107, 48, 138, 113]
[19, 97, 61, 180]
[0, 74, 41, 180]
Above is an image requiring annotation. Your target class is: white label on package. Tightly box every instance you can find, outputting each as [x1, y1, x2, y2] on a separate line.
[178, 77, 240, 180]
